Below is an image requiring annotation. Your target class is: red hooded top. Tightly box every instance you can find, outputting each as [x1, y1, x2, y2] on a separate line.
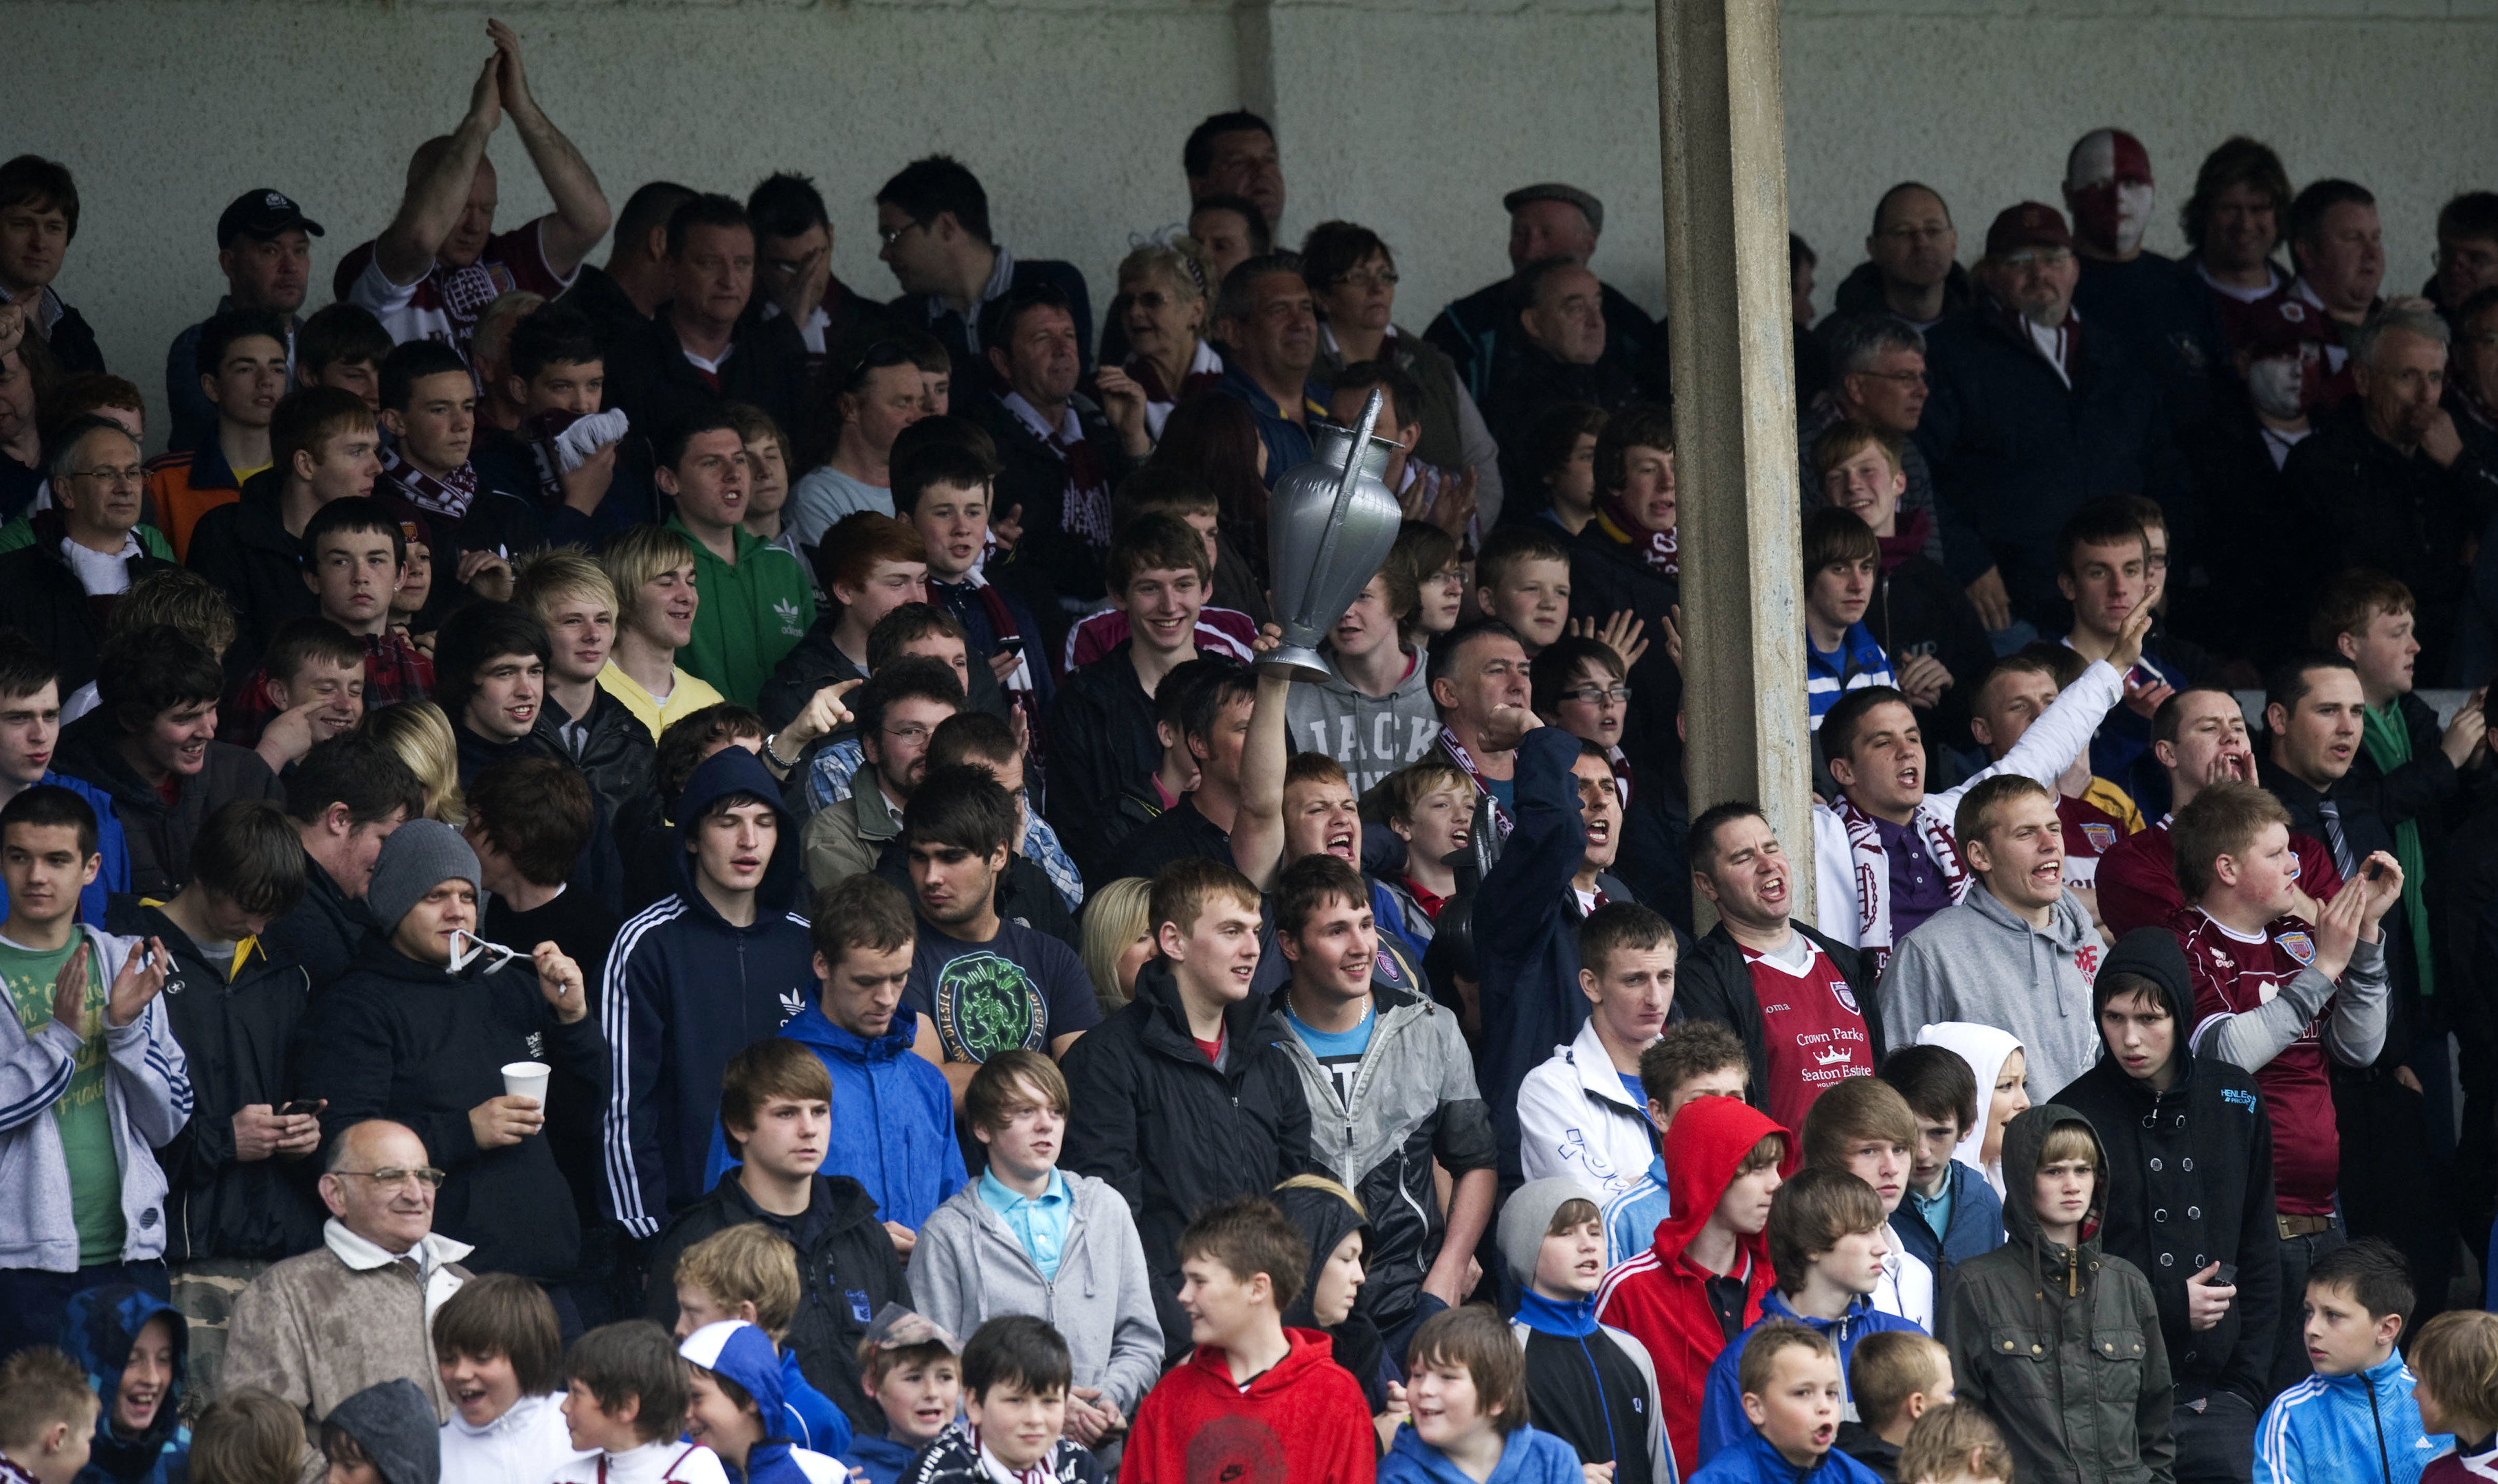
[1593, 1095, 1796, 1479]
[1123, 1326, 1379, 1484]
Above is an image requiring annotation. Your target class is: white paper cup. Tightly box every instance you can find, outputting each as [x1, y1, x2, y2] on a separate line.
[502, 1061, 550, 1106]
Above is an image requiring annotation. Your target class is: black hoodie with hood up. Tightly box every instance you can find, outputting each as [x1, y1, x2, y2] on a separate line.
[1274, 1178, 1389, 1413]
[602, 745, 821, 1241]
[1942, 1104, 2177, 1484]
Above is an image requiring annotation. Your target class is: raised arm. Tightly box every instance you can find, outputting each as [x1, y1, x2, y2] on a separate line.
[1230, 629, 1292, 889]
[488, 19, 611, 277]
[372, 53, 504, 287]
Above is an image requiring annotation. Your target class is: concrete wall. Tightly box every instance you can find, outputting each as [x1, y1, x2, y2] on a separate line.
[15, 0, 2497, 439]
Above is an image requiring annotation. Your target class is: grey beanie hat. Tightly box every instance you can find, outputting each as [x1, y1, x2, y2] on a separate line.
[365, 818, 482, 936]
[1497, 1175, 1604, 1286]
[326, 1378, 440, 1484]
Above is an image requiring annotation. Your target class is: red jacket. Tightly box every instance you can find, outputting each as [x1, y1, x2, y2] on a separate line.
[1123, 1327, 1377, 1484]
[1593, 1095, 1795, 1480]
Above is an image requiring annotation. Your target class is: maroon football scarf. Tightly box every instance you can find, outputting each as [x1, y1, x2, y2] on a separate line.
[1593, 496, 1678, 574]
[1437, 726, 1514, 841]
[1876, 507, 1933, 574]
[379, 447, 477, 521]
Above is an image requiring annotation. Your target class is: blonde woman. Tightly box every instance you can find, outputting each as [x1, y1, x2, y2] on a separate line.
[364, 699, 465, 824]
[1097, 237, 1224, 453]
[1079, 877, 1156, 1017]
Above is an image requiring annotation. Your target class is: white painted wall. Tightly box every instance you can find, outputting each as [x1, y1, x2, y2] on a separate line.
[14, 0, 2496, 440]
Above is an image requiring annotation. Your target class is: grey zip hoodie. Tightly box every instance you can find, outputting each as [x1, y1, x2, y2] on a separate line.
[1877, 882, 2104, 1101]
[1285, 657, 1439, 795]
[910, 1167, 1164, 1415]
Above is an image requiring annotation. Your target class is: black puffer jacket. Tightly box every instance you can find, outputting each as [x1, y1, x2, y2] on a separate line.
[183, 472, 319, 679]
[2052, 930, 2281, 1406]
[114, 897, 326, 1262]
[1671, 919, 1883, 1112]
[54, 710, 285, 898]
[1943, 1105, 2176, 1484]
[260, 855, 371, 993]
[644, 1173, 909, 1439]
[0, 508, 177, 695]
[1061, 958, 1317, 1360]
[294, 935, 609, 1279]
[547, 684, 657, 825]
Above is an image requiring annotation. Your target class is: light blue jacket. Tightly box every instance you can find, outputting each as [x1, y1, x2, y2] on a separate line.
[1378, 1423, 1585, 1484]
[1698, 1290, 1927, 1465]
[2256, 1352, 2449, 1484]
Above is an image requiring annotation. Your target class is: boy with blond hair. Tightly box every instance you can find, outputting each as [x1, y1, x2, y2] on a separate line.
[0, 1348, 100, 1484]
[2411, 1309, 2498, 1484]
[513, 548, 653, 816]
[1837, 1331, 1953, 1482]
[1802, 1078, 1937, 1329]
[1895, 1403, 2011, 1484]
[668, 1226, 848, 1455]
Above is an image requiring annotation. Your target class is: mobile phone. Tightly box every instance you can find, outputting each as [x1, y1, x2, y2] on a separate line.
[279, 1099, 320, 1117]
[995, 638, 1025, 657]
[2212, 1263, 2238, 1287]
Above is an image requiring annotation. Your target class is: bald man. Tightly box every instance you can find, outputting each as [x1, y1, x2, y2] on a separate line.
[224, 1120, 474, 1442]
[338, 19, 611, 364]
[2062, 127, 2227, 423]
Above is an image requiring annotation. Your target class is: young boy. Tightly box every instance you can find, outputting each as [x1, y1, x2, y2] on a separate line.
[59, 1285, 190, 1484]
[294, 304, 392, 412]
[221, 618, 367, 772]
[845, 1310, 962, 1484]
[2255, 1237, 2447, 1484]
[185, 385, 383, 672]
[1690, 1320, 1882, 1484]
[913, 1051, 1162, 1450]
[548, 1322, 728, 1484]
[0, 633, 130, 925]
[0, 785, 181, 1360]
[146, 309, 286, 561]
[1893, 1403, 2011, 1484]
[1943, 1108, 2170, 1484]
[0, 1348, 99, 1484]
[1595, 1093, 1792, 1479]
[1802, 509, 1905, 733]
[1371, 761, 1472, 925]
[1518, 902, 1678, 1200]
[896, 1316, 1106, 1484]
[1835, 1331, 1953, 1483]
[1382, 1304, 1584, 1484]
[431, 1273, 592, 1484]
[1598, 1021, 1748, 1266]
[1472, 527, 1571, 654]
[1496, 1178, 1672, 1484]
[1874, 1046, 2003, 1284]
[1699, 1168, 1926, 1464]
[678, 1320, 844, 1484]
[2409, 1309, 2498, 1484]
[1122, 1195, 1375, 1484]
[299, 499, 433, 706]
[1801, 1078, 1938, 1330]
[321, 1378, 442, 1484]
[892, 445, 1050, 716]
[669, 1226, 849, 1457]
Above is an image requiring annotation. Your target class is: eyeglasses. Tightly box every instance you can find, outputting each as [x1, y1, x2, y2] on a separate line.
[1560, 685, 1633, 706]
[337, 1167, 446, 1189]
[876, 218, 927, 248]
[883, 723, 934, 745]
[71, 464, 146, 487]
[1336, 269, 1400, 290]
[1998, 248, 2075, 270]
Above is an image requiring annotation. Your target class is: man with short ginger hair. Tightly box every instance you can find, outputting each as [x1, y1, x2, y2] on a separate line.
[337, 19, 611, 364]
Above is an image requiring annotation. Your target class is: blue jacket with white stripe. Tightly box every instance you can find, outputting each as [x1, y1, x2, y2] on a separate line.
[2256, 1352, 2449, 1484]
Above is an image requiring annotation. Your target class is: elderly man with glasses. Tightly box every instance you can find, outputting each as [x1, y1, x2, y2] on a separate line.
[224, 1118, 477, 1436]
[0, 416, 177, 695]
[1914, 202, 2180, 635]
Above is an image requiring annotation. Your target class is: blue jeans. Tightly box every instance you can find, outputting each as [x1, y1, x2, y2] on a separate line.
[0, 1259, 170, 1359]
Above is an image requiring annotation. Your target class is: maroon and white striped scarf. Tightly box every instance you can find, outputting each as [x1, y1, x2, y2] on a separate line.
[379, 446, 477, 521]
[1004, 393, 1112, 553]
[1834, 792, 1970, 965]
[1437, 726, 1514, 841]
[1593, 495, 1678, 574]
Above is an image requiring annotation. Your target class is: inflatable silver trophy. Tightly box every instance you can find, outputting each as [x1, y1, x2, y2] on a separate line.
[1261, 388, 1406, 682]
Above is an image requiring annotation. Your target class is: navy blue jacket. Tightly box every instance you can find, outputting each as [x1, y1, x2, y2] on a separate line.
[600, 745, 820, 1239]
[1888, 1156, 2004, 1288]
[1914, 299, 2182, 626]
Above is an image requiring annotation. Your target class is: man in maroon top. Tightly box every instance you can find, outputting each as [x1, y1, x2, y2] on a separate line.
[338, 19, 611, 363]
[2168, 777, 2398, 1391]
[2097, 686, 2341, 936]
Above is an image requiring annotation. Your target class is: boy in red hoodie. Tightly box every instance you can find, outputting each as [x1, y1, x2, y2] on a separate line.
[1595, 1094, 1794, 1479]
[1125, 1195, 1378, 1484]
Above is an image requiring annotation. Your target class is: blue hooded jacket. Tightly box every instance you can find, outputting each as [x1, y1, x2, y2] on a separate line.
[602, 746, 821, 1239]
[702, 1004, 967, 1233]
[0, 772, 130, 925]
[1686, 1425, 1884, 1484]
[62, 1285, 189, 1484]
[1889, 1156, 2003, 1281]
[684, 1321, 844, 1484]
[840, 1435, 923, 1484]
[2255, 1351, 2449, 1484]
[1378, 1421, 1584, 1484]
[1697, 1291, 1926, 1465]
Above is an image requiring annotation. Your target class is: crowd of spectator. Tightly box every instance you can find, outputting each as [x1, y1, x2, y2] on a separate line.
[9, 23, 2498, 1484]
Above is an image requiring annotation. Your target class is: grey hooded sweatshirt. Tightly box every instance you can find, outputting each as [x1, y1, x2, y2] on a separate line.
[910, 1167, 1164, 1415]
[1284, 656, 1439, 796]
[1877, 881, 2104, 1101]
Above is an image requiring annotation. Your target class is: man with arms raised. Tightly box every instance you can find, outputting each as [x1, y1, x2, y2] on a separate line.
[339, 19, 611, 365]
[1678, 802, 1884, 1133]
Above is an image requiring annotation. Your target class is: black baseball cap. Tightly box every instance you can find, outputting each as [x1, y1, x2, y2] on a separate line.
[216, 189, 325, 247]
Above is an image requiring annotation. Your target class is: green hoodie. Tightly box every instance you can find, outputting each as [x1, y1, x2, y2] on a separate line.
[1942, 1104, 2177, 1484]
[666, 515, 815, 708]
